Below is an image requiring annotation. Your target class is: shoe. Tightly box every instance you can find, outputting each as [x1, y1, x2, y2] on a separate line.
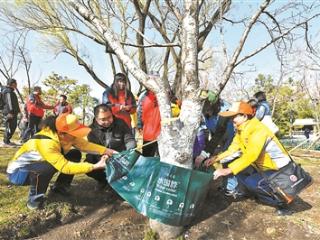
[50, 184, 71, 196]
[225, 189, 245, 199]
[276, 206, 294, 216]
[27, 200, 42, 210]
[1, 142, 15, 148]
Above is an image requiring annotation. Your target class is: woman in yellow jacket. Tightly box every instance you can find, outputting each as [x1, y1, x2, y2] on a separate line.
[207, 101, 292, 215]
[7, 113, 116, 210]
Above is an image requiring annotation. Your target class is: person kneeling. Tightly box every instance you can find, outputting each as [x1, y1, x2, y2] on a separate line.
[6, 113, 116, 210]
[206, 101, 293, 216]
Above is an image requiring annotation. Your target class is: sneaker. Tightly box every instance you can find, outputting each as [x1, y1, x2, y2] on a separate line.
[225, 189, 245, 199]
[27, 200, 42, 210]
[50, 184, 71, 196]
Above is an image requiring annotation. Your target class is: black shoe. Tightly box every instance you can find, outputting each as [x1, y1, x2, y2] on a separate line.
[50, 184, 71, 196]
[276, 206, 294, 216]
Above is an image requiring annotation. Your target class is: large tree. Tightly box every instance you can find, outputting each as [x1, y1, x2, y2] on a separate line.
[1, 0, 320, 238]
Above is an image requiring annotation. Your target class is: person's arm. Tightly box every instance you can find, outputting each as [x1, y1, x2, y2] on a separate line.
[38, 140, 95, 174]
[255, 104, 266, 120]
[122, 121, 137, 150]
[5, 92, 14, 114]
[38, 98, 54, 110]
[126, 92, 137, 114]
[227, 128, 269, 175]
[73, 137, 115, 156]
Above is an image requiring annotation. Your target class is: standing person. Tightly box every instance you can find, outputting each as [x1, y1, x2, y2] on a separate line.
[7, 113, 116, 210]
[253, 91, 279, 134]
[206, 101, 293, 215]
[137, 89, 161, 157]
[1, 79, 20, 147]
[102, 73, 136, 128]
[85, 104, 136, 189]
[21, 86, 54, 143]
[53, 94, 72, 116]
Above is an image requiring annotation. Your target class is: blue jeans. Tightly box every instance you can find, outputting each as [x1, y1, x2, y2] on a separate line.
[8, 149, 81, 204]
[236, 166, 284, 206]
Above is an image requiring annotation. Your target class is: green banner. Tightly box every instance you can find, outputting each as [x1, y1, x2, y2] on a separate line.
[105, 150, 213, 226]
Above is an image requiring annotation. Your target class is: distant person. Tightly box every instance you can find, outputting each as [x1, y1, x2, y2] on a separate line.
[102, 73, 136, 128]
[85, 104, 136, 189]
[1, 79, 20, 147]
[253, 91, 279, 134]
[303, 126, 311, 140]
[7, 113, 116, 210]
[53, 94, 72, 116]
[21, 86, 54, 143]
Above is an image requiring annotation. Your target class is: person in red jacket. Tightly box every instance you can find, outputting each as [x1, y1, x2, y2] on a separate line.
[53, 94, 73, 116]
[21, 86, 54, 143]
[137, 89, 161, 157]
[102, 73, 136, 128]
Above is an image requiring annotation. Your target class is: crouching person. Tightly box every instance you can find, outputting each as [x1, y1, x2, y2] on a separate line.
[6, 113, 116, 210]
[206, 101, 293, 215]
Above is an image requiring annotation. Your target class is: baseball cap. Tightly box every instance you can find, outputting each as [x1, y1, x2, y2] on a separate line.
[55, 113, 91, 138]
[219, 101, 254, 117]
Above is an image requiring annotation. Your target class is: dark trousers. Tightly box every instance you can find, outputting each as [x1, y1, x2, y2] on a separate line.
[85, 156, 106, 184]
[142, 141, 158, 157]
[3, 114, 17, 144]
[8, 149, 81, 204]
[21, 114, 42, 142]
[236, 166, 284, 207]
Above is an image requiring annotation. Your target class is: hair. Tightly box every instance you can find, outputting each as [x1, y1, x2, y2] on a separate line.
[7, 78, 17, 86]
[33, 86, 42, 92]
[247, 98, 258, 108]
[93, 104, 112, 117]
[60, 94, 67, 100]
[111, 72, 129, 100]
[202, 98, 221, 118]
[39, 115, 57, 132]
[253, 91, 266, 102]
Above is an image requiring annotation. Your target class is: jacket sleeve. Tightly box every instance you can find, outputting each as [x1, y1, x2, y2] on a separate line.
[5, 92, 14, 113]
[122, 121, 137, 150]
[128, 92, 137, 114]
[73, 137, 107, 155]
[37, 139, 94, 174]
[38, 98, 54, 110]
[228, 128, 269, 175]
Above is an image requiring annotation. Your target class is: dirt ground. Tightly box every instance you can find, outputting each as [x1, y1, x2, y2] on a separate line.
[0, 152, 319, 240]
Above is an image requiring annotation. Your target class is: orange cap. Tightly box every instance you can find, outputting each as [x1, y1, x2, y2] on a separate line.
[55, 113, 91, 138]
[219, 101, 254, 117]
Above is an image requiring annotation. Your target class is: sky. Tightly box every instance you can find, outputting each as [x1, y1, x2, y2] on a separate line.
[0, 1, 319, 102]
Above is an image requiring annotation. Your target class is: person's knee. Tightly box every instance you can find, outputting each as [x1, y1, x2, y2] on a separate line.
[64, 149, 82, 162]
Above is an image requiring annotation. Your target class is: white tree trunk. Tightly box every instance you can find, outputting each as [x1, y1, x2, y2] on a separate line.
[150, 1, 201, 238]
[70, 0, 201, 238]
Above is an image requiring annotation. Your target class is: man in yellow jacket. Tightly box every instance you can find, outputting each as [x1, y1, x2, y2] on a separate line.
[7, 113, 116, 210]
[207, 101, 292, 215]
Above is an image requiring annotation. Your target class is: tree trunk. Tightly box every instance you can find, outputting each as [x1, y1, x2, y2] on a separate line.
[149, 1, 201, 238]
